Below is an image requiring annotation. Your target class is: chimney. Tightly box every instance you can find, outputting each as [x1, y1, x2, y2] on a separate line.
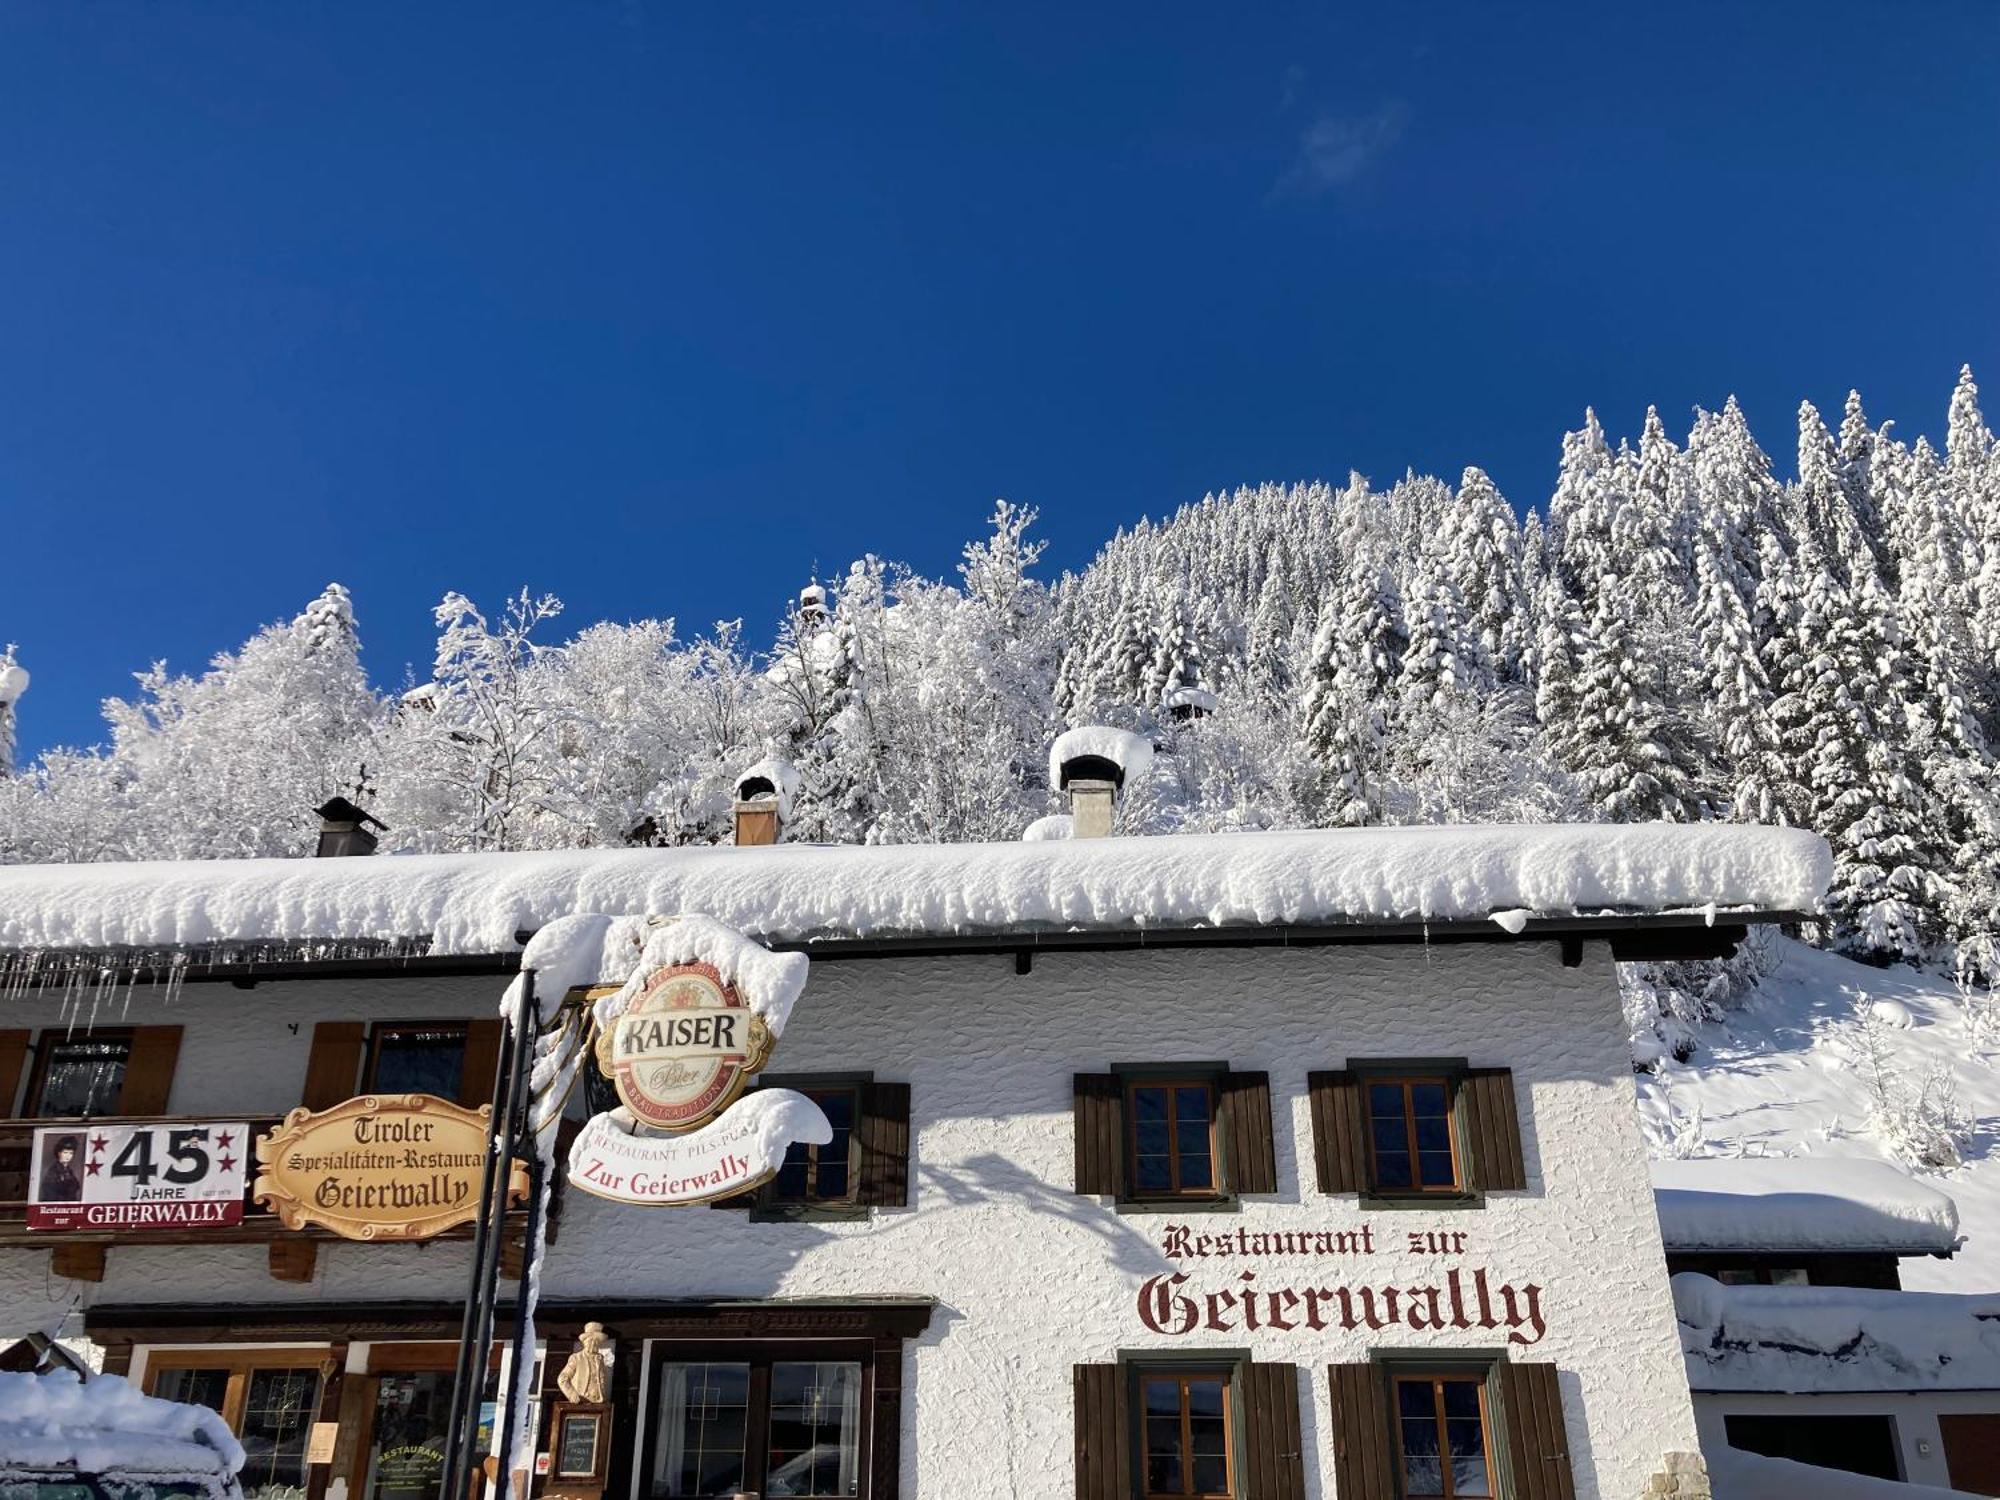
[1049, 727, 1154, 840]
[314, 796, 387, 857]
[732, 759, 797, 848]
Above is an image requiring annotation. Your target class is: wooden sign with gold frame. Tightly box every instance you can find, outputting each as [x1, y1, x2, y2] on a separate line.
[253, 1093, 528, 1241]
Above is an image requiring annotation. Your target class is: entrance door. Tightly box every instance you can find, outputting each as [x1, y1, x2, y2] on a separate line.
[1940, 1413, 2000, 1496]
[359, 1371, 455, 1500]
[148, 1351, 326, 1500]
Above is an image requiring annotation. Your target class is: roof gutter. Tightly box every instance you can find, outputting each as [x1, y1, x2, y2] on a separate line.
[0, 909, 1808, 990]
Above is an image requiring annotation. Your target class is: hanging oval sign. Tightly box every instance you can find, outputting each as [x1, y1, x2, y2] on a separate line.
[596, 961, 774, 1132]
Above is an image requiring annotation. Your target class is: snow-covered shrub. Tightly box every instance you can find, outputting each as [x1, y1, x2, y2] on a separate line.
[1621, 936, 1783, 1068]
[1853, 998, 1972, 1168]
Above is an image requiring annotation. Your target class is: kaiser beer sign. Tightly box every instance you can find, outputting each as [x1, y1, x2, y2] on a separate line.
[597, 961, 773, 1131]
[28, 1122, 248, 1231]
[555, 913, 830, 1208]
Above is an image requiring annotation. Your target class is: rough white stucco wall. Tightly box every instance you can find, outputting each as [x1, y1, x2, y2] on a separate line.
[0, 939, 1697, 1500]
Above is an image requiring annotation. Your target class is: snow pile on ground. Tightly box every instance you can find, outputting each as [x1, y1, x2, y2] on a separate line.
[0, 1369, 244, 1479]
[0, 823, 1829, 957]
[1652, 1158, 1961, 1255]
[1639, 937, 2000, 1295]
[1673, 1273, 2000, 1391]
[1048, 725, 1155, 787]
[1707, 1443, 1988, 1499]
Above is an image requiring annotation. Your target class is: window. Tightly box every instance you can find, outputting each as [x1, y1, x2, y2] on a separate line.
[1724, 1413, 1900, 1481]
[1311, 1065, 1524, 1200]
[365, 1024, 469, 1098]
[1366, 1077, 1460, 1194]
[30, 1034, 132, 1118]
[148, 1353, 325, 1500]
[769, 1086, 858, 1207]
[1716, 1266, 1809, 1287]
[1141, 1369, 1233, 1499]
[719, 1076, 910, 1218]
[1129, 1081, 1218, 1198]
[1073, 1068, 1277, 1205]
[1394, 1375, 1493, 1498]
[646, 1348, 867, 1499]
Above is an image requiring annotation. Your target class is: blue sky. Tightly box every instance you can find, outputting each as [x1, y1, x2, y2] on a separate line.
[3, 2, 1997, 758]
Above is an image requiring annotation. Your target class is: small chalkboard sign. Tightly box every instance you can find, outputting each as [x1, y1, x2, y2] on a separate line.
[552, 1407, 606, 1482]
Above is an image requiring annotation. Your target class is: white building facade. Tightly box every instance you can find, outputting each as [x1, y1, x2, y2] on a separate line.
[0, 825, 1830, 1500]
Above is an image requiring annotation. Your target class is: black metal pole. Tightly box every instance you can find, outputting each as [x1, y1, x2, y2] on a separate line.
[439, 969, 536, 1500]
[494, 1006, 547, 1497]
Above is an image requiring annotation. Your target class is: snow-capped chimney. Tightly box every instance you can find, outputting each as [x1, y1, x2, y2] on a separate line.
[732, 758, 799, 848]
[797, 583, 828, 628]
[1050, 727, 1154, 840]
[314, 796, 387, 857]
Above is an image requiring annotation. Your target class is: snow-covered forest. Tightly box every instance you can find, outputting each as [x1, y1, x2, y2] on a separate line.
[6, 369, 2000, 985]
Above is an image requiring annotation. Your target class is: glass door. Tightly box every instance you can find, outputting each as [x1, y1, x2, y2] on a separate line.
[360, 1372, 455, 1500]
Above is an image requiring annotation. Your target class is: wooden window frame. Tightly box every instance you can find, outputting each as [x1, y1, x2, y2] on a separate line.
[1117, 1066, 1229, 1207]
[361, 1021, 471, 1096]
[23, 1029, 135, 1120]
[766, 1080, 863, 1209]
[1137, 1366, 1237, 1500]
[145, 1345, 331, 1494]
[1363, 1075, 1463, 1196]
[746, 1071, 873, 1222]
[1391, 1372, 1496, 1500]
[637, 1338, 877, 1500]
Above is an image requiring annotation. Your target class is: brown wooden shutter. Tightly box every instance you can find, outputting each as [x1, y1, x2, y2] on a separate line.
[1240, 1363, 1307, 1500]
[302, 1022, 367, 1110]
[115, 1026, 182, 1115]
[1073, 1074, 1124, 1195]
[857, 1080, 911, 1206]
[1497, 1362, 1576, 1500]
[1219, 1070, 1278, 1194]
[1461, 1068, 1527, 1191]
[1073, 1363, 1130, 1500]
[0, 1030, 30, 1118]
[458, 1019, 506, 1107]
[1327, 1362, 1397, 1500]
[1308, 1071, 1369, 1193]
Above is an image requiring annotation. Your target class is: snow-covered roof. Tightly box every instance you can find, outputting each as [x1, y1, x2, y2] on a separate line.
[1049, 726, 1154, 789]
[0, 1370, 245, 1480]
[1020, 814, 1073, 842]
[1653, 1158, 1961, 1256]
[1675, 1273, 2000, 1393]
[0, 823, 1829, 961]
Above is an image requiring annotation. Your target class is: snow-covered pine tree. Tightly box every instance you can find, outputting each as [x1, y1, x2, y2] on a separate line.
[1300, 550, 1405, 825]
[1557, 584, 1698, 823]
[1444, 467, 1528, 684]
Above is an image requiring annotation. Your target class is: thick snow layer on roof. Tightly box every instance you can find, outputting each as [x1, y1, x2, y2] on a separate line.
[1049, 726, 1154, 788]
[0, 823, 1831, 958]
[1020, 814, 1073, 842]
[1674, 1274, 2000, 1393]
[0, 1371, 244, 1477]
[1707, 1444, 1987, 1499]
[1652, 1158, 1961, 1254]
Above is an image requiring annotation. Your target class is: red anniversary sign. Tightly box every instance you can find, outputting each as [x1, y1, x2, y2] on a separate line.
[27, 1121, 248, 1231]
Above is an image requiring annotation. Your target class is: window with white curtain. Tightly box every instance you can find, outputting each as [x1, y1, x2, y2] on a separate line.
[648, 1350, 865, 1498]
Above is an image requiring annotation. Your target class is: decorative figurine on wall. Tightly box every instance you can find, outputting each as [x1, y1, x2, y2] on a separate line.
[555, 1322, 612, 1406]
